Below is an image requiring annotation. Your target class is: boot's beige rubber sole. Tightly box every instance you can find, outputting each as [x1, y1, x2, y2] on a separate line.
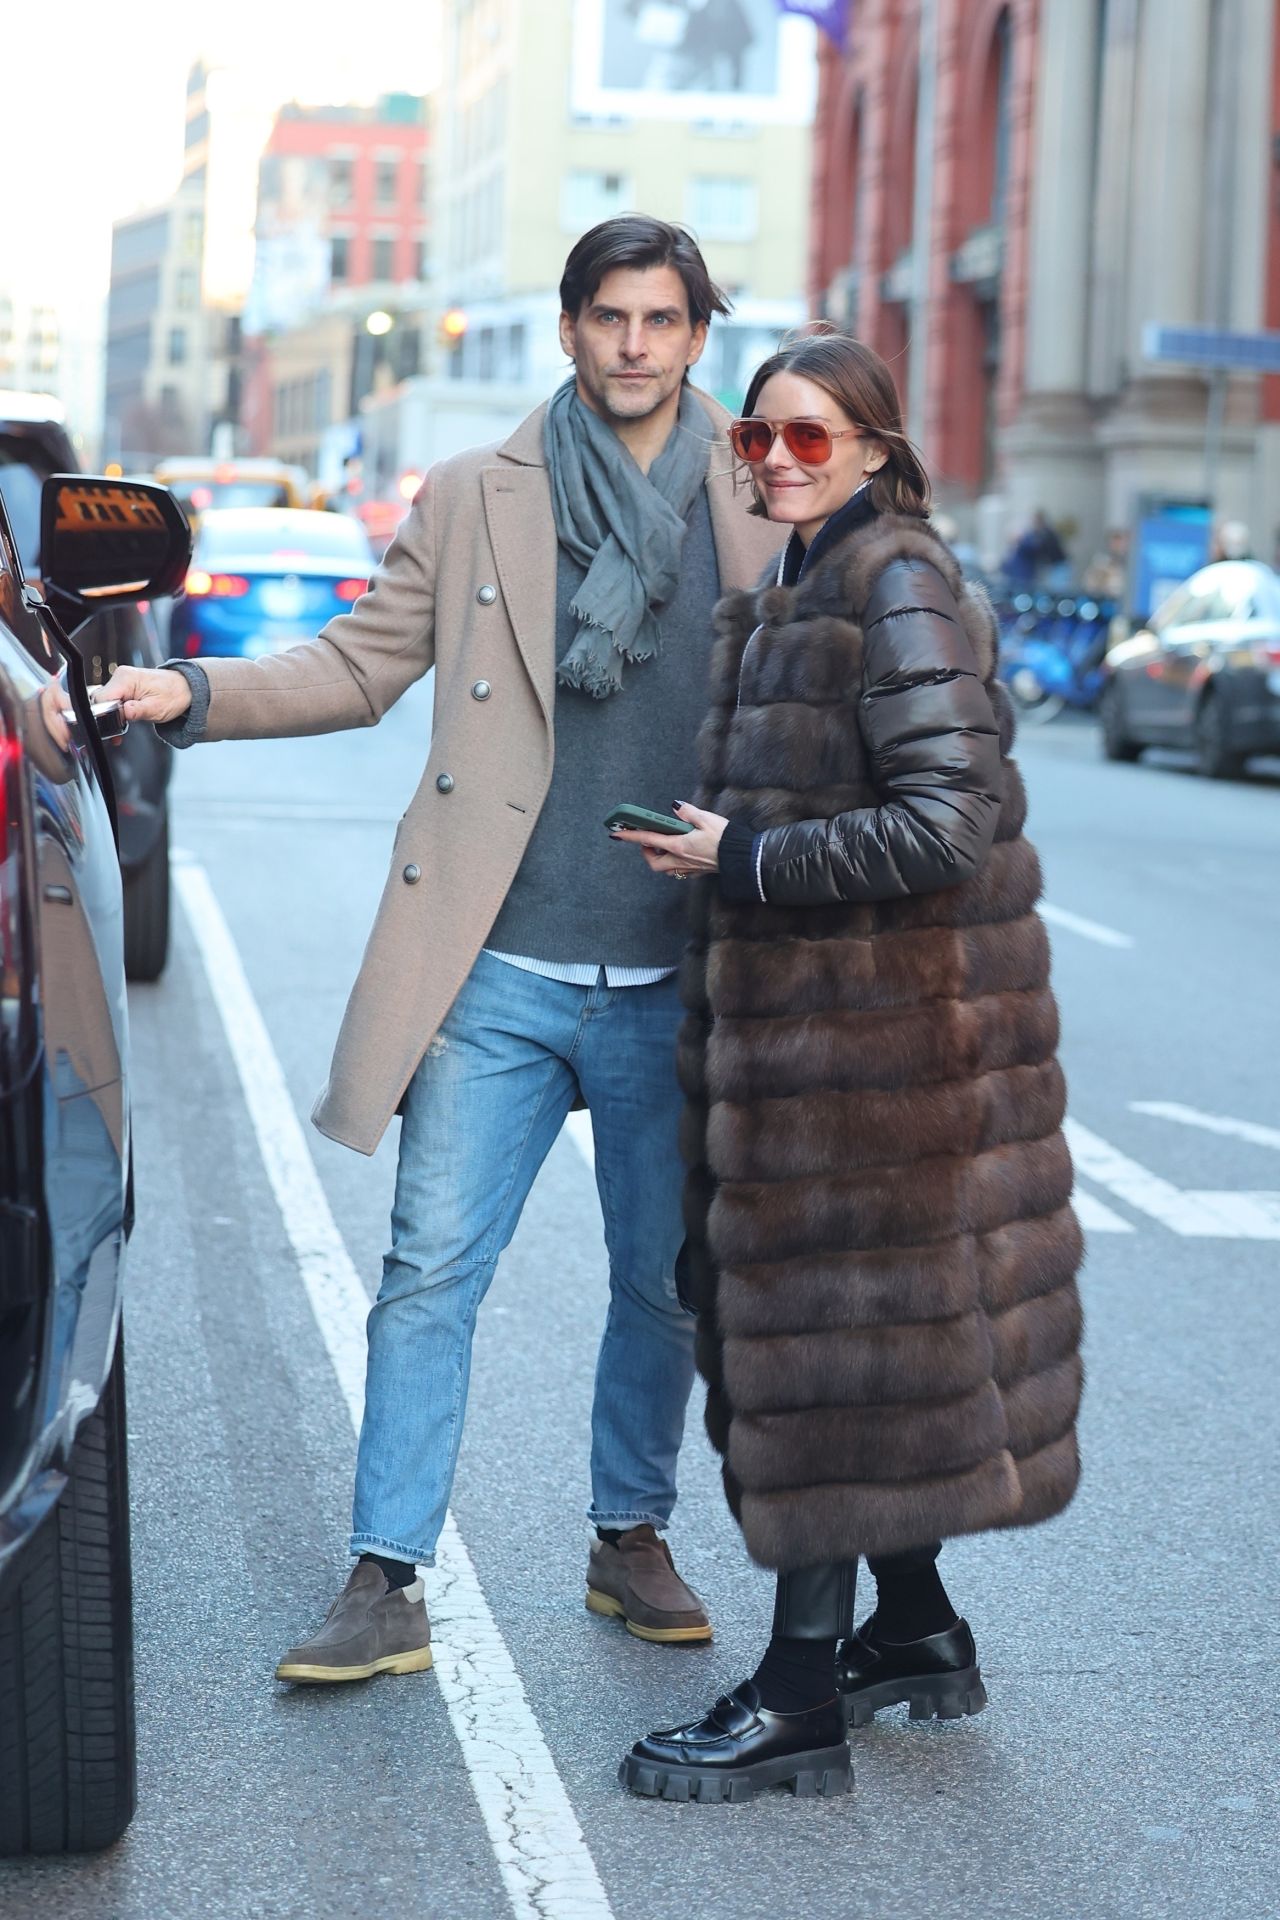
[586, 1587, 713, 1644]
[275, 1645, 434, 1684]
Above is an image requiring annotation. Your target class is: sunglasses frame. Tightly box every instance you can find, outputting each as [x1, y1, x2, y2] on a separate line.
[729, 417, 863, 467]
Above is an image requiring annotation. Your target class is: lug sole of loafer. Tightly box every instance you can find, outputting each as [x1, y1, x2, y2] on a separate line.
[275, 1645, 434, 1684]
[586, 1587, 713, 1644]
[841, 1670, 987, 1730]
[618, 1742, 851, 1803]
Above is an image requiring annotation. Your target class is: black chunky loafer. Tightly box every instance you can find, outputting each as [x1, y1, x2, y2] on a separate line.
[836, 1616, 988, 1729]
[619, 1680, 851, 1803]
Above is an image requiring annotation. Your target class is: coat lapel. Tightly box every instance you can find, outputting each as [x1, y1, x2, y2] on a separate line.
[482, 459, 556, 730]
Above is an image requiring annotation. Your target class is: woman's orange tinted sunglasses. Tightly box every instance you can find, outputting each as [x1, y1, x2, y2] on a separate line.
[729, 417, 861, 466]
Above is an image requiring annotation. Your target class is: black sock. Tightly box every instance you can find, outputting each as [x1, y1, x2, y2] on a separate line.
[751, 1635, 838, 1714]
[866, 1550, 956, 1643]
[358, 1552, 416, 1591]
[596, 1527, 624, 1547]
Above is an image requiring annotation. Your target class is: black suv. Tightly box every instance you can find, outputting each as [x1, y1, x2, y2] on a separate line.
[0, 471, 189, 1854]
[0, 396, 175, 978]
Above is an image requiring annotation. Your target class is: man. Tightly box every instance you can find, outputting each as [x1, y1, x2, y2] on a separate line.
[77, 217, 782, 1682]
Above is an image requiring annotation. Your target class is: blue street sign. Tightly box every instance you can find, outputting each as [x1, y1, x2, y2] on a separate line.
[1132, 496, 1213, 621]
[1142, 324, 1280, 374]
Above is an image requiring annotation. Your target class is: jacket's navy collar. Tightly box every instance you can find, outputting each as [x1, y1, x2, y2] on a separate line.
[778, 482, 877, 587]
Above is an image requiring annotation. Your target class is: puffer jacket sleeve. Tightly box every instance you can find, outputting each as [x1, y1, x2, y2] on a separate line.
[726, 556, 1002, 906]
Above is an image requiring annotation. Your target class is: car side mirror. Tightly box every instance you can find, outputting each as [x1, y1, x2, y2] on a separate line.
[38, 475, 192, 632]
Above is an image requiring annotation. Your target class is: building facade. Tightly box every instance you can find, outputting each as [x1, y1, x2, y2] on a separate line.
[241, 94, 431, 472]
[416, 0, 816, 463]
[103, 181, 209, 466]
[810, 0, 1280, 569]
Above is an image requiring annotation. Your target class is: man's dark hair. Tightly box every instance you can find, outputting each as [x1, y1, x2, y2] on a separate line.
[559, 215, 731, 329]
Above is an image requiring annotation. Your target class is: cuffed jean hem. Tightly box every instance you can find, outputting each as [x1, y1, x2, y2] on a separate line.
[350, 1534, 435, 1569]
[587, 1508, 671, 1532]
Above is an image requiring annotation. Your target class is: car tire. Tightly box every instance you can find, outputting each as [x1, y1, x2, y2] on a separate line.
[0, 1333, 136, 1856]
[1100, 682, 1142, 762]
[123, 812, 170, 982]
[1193, 692, 1246, 780]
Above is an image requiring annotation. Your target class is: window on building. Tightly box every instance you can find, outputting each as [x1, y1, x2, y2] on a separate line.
[414, 237, 429, 282]
[168, 327, 187, 366]
[176, 267, 199, 310]
[560, 169, 630, 233]
[506, 323, 526, 382]
[372, 236, 395, 281]
[990, 10, 1013, 226]
[331, 234, 350, 282]
[330, 158, 354, 205]
[375, 159, 399, 204]
[685, 177, 757, 243]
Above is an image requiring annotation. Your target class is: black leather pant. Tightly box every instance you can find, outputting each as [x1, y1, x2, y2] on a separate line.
[772, 1543, 943, 1639]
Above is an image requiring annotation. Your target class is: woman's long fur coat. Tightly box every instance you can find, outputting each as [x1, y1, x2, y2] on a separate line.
[679, 513, 1084, 1570]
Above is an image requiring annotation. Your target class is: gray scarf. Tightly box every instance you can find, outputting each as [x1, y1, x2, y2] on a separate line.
[544, 377, 712, 698]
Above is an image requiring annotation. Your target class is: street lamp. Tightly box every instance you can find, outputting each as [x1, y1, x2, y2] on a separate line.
[365, 310, 394, 337]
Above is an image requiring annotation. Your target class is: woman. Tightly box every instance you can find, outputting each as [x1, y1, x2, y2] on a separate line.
[610, 330, 1083, 1803]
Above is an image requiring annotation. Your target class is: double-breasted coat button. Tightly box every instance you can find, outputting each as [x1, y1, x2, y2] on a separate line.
[436, 772, 455, 793]
[403, 864, 421, 884]
[476, 584, 497, 604]
[471, 679, 491, 700]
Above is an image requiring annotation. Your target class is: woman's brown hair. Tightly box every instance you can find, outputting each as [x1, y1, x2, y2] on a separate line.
[738, 324, 931, 519]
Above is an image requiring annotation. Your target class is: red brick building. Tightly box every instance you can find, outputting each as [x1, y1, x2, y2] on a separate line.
[241, 95, 430, 466]
[809, 0, 1036, 502]
[809, 2, 1280, 568]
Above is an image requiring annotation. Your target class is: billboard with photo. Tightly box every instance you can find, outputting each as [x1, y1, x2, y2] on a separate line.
[571, 0, 816, 123]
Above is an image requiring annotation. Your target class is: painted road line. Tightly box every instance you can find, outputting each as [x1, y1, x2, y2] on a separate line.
[564, 1109, 595, 1170]
[1039, 904, 1135, 950]
[1071, 1187, 1135, 1234]
[1064, 1118, 1280, 1240]
[1131, 1102, 1280, 1154]
[174, 861, 615, 1920]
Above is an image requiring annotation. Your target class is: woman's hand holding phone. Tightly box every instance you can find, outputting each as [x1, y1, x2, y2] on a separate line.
[606, 800, 729, 878]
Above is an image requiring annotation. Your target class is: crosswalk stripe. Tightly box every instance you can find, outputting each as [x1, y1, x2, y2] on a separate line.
[1130, 1102, 1280, 1154]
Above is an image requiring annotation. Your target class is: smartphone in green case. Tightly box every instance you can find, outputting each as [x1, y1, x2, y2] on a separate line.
[604, 803, 695, 836]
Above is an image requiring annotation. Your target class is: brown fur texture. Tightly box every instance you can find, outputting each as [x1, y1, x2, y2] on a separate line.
[682, 512, 1084, 1570]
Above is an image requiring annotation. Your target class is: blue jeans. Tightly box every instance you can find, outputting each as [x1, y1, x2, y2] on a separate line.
[350, 951, 695, 1566]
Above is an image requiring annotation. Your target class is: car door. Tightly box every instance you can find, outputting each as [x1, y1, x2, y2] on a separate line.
[1121, 582, 1199, 731]
[0, 507, 128, 1466]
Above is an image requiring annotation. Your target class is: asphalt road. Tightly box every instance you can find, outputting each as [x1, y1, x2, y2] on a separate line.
[2, 691, 1277, 1920]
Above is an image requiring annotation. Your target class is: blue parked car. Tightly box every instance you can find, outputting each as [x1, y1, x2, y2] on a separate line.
[168, 507, 375, 660]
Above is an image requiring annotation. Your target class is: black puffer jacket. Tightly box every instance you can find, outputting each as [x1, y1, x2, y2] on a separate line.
[717, 547, 1002, 907]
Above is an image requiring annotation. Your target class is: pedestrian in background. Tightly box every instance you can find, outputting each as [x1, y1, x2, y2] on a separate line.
[1002, 508, 1068, 590]
[74, 217, 781, 1684]
[612, 327, 1083, 1803]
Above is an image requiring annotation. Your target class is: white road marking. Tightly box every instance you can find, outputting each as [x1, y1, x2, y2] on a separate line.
[1071, 1187, 1135, 1234]
[174, 862, 615, 1920]
[1038, 904, 1135, 950]
[1064, 1118, 1280, 1240]
[1131, 1102, 1280, 1154]
[563, 1109, 595, 1170]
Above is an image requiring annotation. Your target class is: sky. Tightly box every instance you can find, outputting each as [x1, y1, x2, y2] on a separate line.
[1, 1, 439, 337]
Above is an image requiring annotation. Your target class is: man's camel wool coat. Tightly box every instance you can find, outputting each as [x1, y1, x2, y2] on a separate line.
[678, 513, 1084, 1570]
[189, 395, 782, 1154]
